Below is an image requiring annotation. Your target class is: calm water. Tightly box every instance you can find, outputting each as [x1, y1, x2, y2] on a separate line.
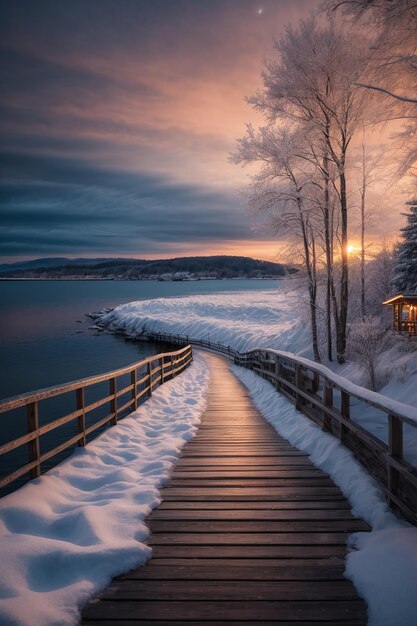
[0, 279, 280, 400]
[0, 279, 280, 492]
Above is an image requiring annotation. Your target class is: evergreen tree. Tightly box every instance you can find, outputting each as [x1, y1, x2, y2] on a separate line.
[393, 200, 417, 293]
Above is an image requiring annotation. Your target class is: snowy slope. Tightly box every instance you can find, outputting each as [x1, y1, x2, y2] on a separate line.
[0, 355, 209, 626]
[97, 287, 311, 355]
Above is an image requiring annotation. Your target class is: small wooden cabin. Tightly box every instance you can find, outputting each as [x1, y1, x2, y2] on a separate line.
[383, 293, 417, 336]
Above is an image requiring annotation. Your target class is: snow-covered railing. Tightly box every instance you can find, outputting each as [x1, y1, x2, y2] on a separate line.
[0, 345, 193, 493]
[147, 331, 417, 526]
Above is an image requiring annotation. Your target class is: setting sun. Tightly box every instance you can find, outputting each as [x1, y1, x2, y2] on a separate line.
[347, 244, 360, 255]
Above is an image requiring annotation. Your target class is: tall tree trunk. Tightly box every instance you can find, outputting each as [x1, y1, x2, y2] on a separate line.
[323, 149, 333, 361]
[298, 200, 321, 363]
[360, 141, 366, 321]
[310, 227, 321, 363]
[338, 169, 349, 364]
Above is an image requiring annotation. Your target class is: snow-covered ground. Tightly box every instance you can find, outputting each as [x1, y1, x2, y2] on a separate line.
[96, 286, 310, 355]
[0, 354, 209, 626]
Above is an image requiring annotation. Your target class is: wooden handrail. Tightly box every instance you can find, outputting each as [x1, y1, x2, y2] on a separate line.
[0, 345, 193, 492]
[143, 330, 417, 526]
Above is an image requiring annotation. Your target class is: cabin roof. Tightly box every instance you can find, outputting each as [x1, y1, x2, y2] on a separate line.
[383, 293, 417, 305]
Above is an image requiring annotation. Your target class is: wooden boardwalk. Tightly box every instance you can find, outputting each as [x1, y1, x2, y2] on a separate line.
[82, 353, 369, 625]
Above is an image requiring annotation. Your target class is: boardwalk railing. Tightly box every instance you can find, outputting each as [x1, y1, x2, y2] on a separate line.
[0, 345, 192, 492]
[146, 331, 417, 526]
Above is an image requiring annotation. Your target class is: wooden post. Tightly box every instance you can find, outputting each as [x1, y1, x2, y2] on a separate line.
[388, 414, 403, 506]
[340, 390, 350, 442]
[26, 401, 40, 478]
[110, 377, 117, 425]
[322, 381, 333, 433]
[295, 364, 303, 409]
[76, 387, 86, 446]
[312, 371, 320, 394]
[147, 362, 153, 397]
[131, 369, 137, 410]
[275, 357, 281, 391]
[160, 356, 165, 384]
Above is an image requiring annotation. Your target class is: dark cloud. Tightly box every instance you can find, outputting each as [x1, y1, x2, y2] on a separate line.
[0, 151, 260, 256]
[0, 0, 317, 260]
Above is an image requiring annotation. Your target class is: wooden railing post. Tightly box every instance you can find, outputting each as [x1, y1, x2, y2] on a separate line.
[275, 356, 281, 391]
[340, 390, 350, 442]
[26, 401, 40, 478]
[295, 364, 303, 409]
[160, 356, 165, 384]
[322, 380, 333, 433]
[131, 369, 137, 411]
[148, 362, 153, 397]
[388, 414, 403, 506]
[312, 371, 320, 394]
[110, 377, 117, 425]
[76, 387, 86, 446]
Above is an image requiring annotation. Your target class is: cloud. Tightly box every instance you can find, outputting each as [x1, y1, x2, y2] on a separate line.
[0, 151, 266, 257]
[0, 0, 326, 260]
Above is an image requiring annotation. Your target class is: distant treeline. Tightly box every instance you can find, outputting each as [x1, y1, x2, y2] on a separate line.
[0, 255, 294, 280]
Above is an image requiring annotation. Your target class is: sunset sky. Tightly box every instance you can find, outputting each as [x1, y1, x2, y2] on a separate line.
[0, 0, 406, 262]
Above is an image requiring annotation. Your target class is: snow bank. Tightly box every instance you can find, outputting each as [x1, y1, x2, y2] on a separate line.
[231, 365, 398, 530]
[232, 365, 417, 626]
[0, 354, 209, 626]
[97, 287, 311, 355]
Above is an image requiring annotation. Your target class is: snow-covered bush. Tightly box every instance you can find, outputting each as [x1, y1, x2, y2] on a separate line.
[348, 317, 391, 390]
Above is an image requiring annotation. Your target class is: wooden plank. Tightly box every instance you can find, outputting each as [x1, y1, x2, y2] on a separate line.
[157, 500, 352, 510]
[82, 600, 366, 621]
[145, 557, 347, 568]
[168, 478, 335, 487]
[148, 520, 368, 533]
[100, 580, 358, 601]
[148, 532, 350, 546]
[149, 508, 356, 520]
[117, 564, 347, 581]
[150, 546, 349, 559]
[170, 470, 329, 478]
[175, 457, 312, 466]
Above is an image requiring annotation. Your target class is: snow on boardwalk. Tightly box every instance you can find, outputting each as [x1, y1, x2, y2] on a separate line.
[82, 353, 369, 625]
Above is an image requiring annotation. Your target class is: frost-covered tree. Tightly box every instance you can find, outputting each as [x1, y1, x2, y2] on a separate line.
[328, 0, 417, 177]
[367, 241, 396, 313]
[393, 200, 417, 293]
[231, 124, 322, 362]
[348, 316, 390, 390]
[246, 18, 371, 362]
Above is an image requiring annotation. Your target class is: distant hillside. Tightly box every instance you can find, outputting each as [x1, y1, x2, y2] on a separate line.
[0, 256, 294, 280]
[0, 257, 125, 273]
